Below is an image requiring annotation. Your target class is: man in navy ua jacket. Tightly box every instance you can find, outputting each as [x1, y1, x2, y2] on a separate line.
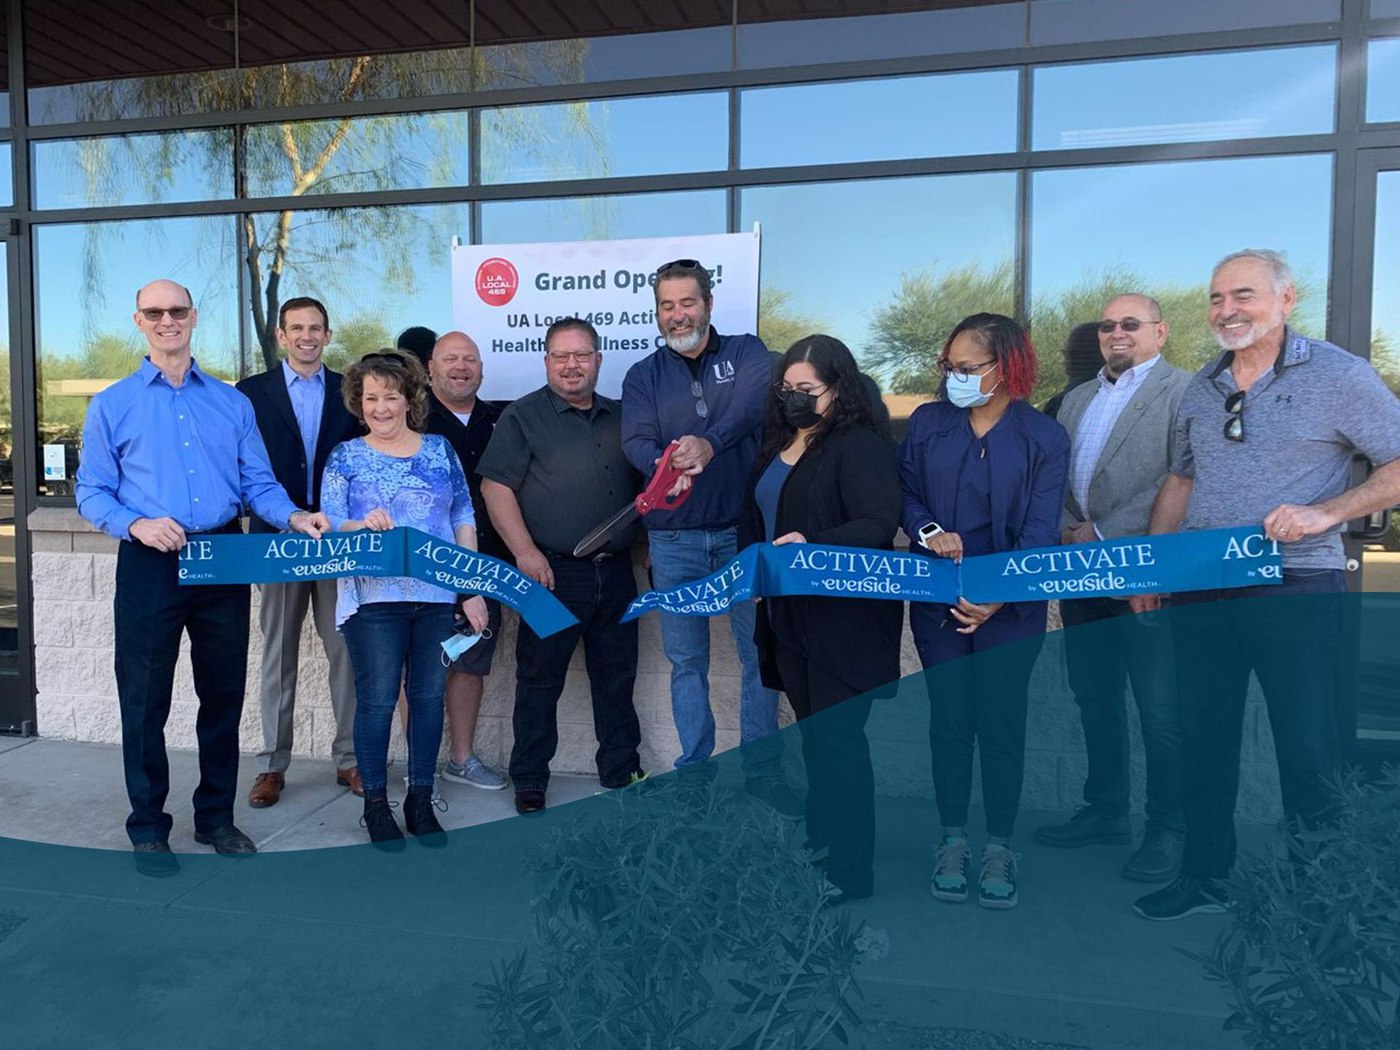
[621, 259, 798, 817]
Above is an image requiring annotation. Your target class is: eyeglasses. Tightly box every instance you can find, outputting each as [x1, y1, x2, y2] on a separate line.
[1097, 318, 1161, 334]
[546, 350, 597, 363]
[1223, 389, 1245, 442]
[139, 306, 192, 321]
[938, 359, 998, 378]
[657, 258, 703, 275]
[690, 379, 709, 419]
[775, 381, 829, 396]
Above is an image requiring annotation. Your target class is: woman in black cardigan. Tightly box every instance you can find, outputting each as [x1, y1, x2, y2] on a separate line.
[739, 334, 904, 902]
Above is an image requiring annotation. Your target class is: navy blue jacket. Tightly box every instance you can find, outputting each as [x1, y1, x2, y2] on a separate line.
[898, 398, 1070, 618]
[236, 364, 363, 534]
[621, 328, 771, 531]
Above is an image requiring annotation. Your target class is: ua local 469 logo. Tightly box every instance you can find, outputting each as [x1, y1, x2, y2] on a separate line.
[476, 257, 519, 307]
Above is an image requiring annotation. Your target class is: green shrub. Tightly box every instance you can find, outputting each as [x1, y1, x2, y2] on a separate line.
[478, 776, 869, 1050]
[1199, 767, 1400, 1049]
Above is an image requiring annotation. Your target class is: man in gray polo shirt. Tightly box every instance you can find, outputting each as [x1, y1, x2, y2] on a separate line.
[1131, 249, 1400, 922]
[479, 316, 646, 816]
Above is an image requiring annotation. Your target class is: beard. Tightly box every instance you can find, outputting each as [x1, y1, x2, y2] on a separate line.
[1213, 311, 1282, 352]
[663, 311, 710, 354]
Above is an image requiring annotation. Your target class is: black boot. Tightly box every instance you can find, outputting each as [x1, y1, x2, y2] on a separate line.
[403, 788, 447, 848]
[360, 792, 404, 852]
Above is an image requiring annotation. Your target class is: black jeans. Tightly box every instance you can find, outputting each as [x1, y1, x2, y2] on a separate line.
[1172, 569, 1346, 880]
[509, 553, 642, 792]
[1061, 597, 1184, 833]
[774, 641, 875, 898]
[114, 532, 250, 844]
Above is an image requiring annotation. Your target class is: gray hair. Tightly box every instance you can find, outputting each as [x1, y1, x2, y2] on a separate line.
[1212, 249, 1294, 294]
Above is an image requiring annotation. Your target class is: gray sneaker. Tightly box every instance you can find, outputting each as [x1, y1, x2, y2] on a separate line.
[745, 774, 804, 821]
[441, 755, 508, 791]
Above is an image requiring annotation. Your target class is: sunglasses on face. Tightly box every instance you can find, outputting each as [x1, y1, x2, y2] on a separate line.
[139, 306, 192, 322]
[1097, 318, 1160, 334]
[1223, 389, 1245, 442]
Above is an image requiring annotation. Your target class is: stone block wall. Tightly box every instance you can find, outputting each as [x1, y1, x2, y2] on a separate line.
[28, 507, 1284, 823]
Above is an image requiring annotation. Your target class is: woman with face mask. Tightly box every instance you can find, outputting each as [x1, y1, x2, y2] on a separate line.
[739, 335, 903, 904]
[898, 313, 1070, 911]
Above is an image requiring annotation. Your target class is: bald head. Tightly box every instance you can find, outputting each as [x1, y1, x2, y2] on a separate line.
[134, 279, 198, 359]
[429, 330, 483, 410]
[1098, 292, 1167, 379]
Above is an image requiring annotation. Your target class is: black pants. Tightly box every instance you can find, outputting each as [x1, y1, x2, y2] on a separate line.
[509, 553, 642, 792]
[774, 642, 875, 898]
[1173, 569, 1346, 879]
[114, 533, 250, 845]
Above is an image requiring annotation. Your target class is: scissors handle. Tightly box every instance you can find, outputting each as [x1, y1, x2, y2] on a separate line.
[635, 441, 692, 514]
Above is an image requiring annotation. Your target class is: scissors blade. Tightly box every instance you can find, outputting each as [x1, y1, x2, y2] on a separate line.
[572, 501, 639, 558]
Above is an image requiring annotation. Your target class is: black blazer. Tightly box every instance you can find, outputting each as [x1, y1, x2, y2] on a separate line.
[739, 424, 905, 698]
[236, 364, 363, 533]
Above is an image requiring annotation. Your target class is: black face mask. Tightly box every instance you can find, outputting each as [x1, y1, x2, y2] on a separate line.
[776, 388, 823, 429]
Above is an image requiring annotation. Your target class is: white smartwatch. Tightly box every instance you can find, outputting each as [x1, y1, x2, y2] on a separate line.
[917, 521, 944, 547]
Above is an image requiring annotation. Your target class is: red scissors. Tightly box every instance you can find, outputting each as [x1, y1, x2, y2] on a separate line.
[572, 441, 692, 557]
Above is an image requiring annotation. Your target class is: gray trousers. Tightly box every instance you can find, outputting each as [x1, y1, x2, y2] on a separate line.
[255, 578, 356, 773]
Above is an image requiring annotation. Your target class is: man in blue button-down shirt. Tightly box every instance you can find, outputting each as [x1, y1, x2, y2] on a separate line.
[75, 278, 329, 876]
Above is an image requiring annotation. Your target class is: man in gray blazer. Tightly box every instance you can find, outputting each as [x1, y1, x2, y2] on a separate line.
[1035, 293, 1191, 883]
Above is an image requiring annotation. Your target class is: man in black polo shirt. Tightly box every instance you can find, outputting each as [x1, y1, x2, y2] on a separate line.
[479, 317, 646, 814]
[425, 330, 508, 790]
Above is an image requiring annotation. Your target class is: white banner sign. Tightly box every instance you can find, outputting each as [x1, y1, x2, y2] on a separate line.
[450, 230, 761, 400]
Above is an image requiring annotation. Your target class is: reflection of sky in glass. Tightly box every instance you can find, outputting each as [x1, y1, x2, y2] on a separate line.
[32, 130, 234, 209]
[1367, 39, 1400, 123]
[244, 113, 469, 197]
[482, 94, 728, 184]
[741, 174, 1017, 358]
[741, 70, 1018, 168]
[1033, 45, 1336, 150]
[1372, 0, 1400, 17]
[1031, 154, 1333, 324]
[481, 190, 726, 244]
[1030, 0, 1340, 45]
[1375, 172, 1400, 345]
[36, 217, 240, 367]
[0, 144, 11, 208]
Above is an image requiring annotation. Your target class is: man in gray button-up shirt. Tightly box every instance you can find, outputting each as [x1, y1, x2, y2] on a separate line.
[1035, 294, 1191, 884]
[1132, 249, 1400, 923]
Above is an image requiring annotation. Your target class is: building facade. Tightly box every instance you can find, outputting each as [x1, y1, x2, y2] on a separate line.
[3, 1, 1400, 816]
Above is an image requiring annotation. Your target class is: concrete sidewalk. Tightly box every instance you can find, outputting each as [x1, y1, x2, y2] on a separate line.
[0, 737, 1259, 1049]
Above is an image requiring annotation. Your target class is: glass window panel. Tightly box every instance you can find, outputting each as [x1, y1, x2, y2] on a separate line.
[0, 143, 11, 208]
[1368, 39, 1400, 123]
[31, 130, 234, 209]
[1371, 0, 1400, 16]
[738, 5, 1025, 68]
[0, 239, 13, 671]
[241, 203, 472, 375]
[1029, 0, 1340, 45]
[1029, 155, 1333, 401]
[740, 174, 1017, 428]
[1033, 46, 1336, 150]
[741, 71, 1018, 168]
[482, 93, 728, 186]
[477, 27, 732, 88]
[1369, 171, 1400, 393]
[34, 216, 240, 497]
[0, 1, 10, 126]
[480, 190, 726, 245]
[244, 113, 469, 198]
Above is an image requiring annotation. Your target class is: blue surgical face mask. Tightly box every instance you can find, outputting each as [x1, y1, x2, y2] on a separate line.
[945, 365, 999, 409]
[441, 628, 491, 665]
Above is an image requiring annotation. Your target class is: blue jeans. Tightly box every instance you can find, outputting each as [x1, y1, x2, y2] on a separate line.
[647, 526, 781, 775]
[341, 601, 454, 792]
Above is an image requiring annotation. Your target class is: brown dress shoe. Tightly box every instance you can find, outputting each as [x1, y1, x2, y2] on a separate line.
[336, 767, 364, 797]
[248, 771, 284, 808]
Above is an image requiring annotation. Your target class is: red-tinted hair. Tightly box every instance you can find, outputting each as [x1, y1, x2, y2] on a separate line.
[941, 312, 1038, 400]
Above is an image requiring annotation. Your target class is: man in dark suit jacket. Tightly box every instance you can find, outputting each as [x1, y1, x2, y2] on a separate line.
[424, 331, 509, 791]
[1034, 293, 1191, 884]
[236, 296, 364, 807]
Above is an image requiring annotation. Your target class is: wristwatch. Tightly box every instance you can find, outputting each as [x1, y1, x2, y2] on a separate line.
[917, 521, 944, 547]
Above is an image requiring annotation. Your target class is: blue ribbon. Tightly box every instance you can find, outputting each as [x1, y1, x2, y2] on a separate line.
[179, 527, 578, 638]
[622, 526, 1281, 620]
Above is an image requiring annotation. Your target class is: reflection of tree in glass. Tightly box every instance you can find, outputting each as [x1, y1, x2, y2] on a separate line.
[324, 316, 394, 373]
[863, 262, 1326, 402]
[757, 287, 830, 357]
[70, 45, 591, 373]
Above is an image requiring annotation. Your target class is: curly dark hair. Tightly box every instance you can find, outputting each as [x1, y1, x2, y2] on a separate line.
[342, 349, 430, 431]
[759, 334, 885, 463]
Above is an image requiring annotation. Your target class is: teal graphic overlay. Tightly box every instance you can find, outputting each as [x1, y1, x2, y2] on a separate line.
[624, 525, 1280, 619]
[179, 526, 577, 637]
